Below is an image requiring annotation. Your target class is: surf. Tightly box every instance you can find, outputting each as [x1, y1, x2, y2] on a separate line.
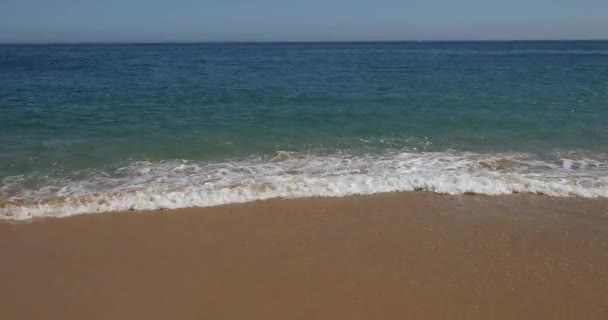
[2, 150, 607, 220]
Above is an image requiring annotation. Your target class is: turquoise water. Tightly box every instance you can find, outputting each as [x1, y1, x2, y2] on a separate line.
[1, 42, 608, 219]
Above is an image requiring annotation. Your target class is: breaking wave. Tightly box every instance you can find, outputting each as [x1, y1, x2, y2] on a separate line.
[1, 151, 607, 220]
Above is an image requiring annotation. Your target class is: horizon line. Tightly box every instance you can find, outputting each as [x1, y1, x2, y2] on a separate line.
[1, 39, 607, 46]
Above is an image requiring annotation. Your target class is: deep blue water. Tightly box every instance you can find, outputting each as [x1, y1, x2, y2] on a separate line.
[1, 42, 608, 219]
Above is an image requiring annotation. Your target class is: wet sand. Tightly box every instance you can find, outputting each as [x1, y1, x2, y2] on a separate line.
[1, 192, 608, 320]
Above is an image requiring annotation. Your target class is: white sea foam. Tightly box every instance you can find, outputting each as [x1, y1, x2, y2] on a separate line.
[1, 151, 607, 220]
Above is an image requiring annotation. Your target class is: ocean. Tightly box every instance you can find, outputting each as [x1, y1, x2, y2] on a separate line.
[1, 41, 607, 220]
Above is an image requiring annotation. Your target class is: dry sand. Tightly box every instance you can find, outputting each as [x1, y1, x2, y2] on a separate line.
[1, 192, 608, 319]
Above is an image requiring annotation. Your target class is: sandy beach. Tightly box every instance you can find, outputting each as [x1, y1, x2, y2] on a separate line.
[1, 192, 608, 319]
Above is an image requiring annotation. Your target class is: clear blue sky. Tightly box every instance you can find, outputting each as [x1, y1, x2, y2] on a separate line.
[1, 0, 607, 43]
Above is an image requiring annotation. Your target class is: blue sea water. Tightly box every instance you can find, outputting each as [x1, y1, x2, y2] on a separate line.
[1, 41, 607, 219]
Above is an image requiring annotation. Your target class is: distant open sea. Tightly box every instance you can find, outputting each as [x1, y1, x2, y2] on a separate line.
[1, 41, 607, 219]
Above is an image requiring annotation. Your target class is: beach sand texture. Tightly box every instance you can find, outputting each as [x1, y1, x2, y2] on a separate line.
[2, 192, 608, 319]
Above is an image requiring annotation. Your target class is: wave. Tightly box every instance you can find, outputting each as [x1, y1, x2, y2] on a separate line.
[1, 151, 607, 220]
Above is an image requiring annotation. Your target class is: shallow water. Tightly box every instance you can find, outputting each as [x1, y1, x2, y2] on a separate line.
[1, 41, 607, 219]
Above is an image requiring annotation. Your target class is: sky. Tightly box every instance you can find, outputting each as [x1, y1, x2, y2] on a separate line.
[1, 0, 607, 43]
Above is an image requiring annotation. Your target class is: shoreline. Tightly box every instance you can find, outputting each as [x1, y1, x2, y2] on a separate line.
[2, 192, 608, 319]
[3, 150, 608, 221]
[3, 190, 608, 222]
